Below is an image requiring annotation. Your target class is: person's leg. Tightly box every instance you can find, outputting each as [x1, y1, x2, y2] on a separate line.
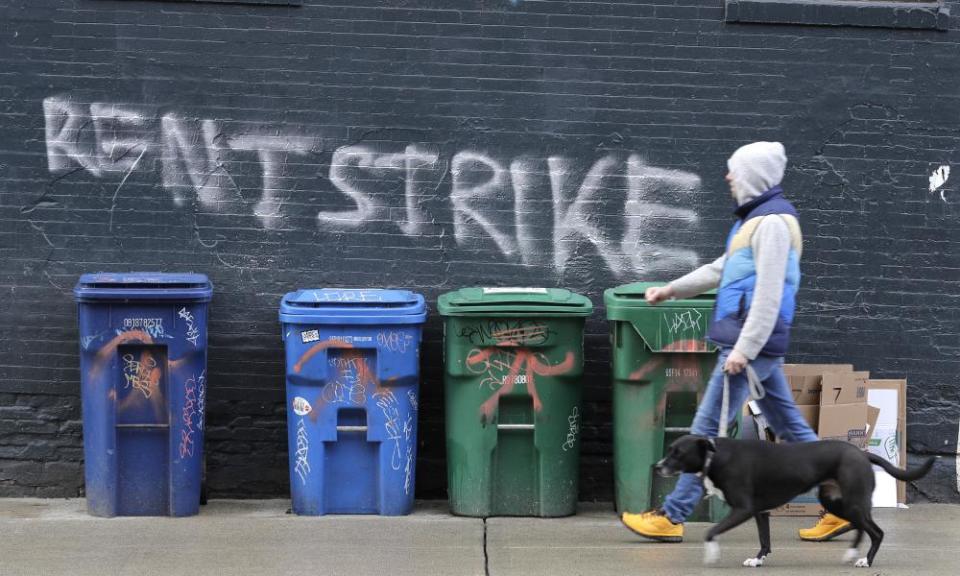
[660, 350, 751, 524]
[752, 356, 818, 443]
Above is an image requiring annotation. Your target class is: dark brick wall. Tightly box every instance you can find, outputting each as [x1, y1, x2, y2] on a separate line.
[2, 0, 958, 503]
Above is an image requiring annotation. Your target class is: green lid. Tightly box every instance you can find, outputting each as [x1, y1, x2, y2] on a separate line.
[604, 282, 717, 353]
[437, 287, 593, 317]
[603, 282, 716, 310]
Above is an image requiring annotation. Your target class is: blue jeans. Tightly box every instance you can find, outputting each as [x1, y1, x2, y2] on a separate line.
[661, 348, 818, 524]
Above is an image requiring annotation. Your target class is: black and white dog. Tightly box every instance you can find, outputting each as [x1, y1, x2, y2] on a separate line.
[656, 435, 935, 568]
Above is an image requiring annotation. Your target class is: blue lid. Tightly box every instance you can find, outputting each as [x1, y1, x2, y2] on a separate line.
[74, 273, 213, 302]
[279, 289, 426, 325]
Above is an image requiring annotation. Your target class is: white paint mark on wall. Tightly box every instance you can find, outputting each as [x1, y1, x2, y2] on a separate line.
[451, 151, 518, 258]
[228, 134, 314, 229]
[622, 156, 701, 273]
[551, 155, 630, 273]
[90, 103, 150, 173]
[160, 114, 228, 208]
[929, 165, 950, 202]
[43, 96, 103, 176]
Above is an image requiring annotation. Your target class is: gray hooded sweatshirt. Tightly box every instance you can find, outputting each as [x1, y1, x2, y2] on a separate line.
[668, 142, 794, 360]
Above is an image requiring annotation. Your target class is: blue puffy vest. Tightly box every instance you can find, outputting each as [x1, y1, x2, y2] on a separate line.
[706, 186, 802, 356]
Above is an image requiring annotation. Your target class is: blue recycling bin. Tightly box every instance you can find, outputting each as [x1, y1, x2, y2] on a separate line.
[279, 288, 426, 515]
[74, 273, 212, 517]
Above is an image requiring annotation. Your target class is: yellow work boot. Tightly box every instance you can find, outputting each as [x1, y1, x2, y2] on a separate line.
[621, 509, 684, 542]
[798, 512, 853, 541]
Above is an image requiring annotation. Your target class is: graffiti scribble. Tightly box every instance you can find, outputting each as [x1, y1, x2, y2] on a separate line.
[294, 418, 310, 485]
[122, 353, 158, 399]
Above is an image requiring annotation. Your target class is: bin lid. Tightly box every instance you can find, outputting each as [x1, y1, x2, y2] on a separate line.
[604, 282, 716, 353]
[603, 282, 716, 310]
[74, 273, 213, 302]
[279, 288, 426, 325]
[437, 287, 593, 316]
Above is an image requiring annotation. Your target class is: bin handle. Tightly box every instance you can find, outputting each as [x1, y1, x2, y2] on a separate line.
[336, 425, 368, 432]
[496, 423, 535, 431]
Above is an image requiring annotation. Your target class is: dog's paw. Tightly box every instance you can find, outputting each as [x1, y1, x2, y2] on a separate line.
[743, 556, 765, 568]
[842, 548, 859, 564]
[703, 541, 720, 565]
[854, 558, 870, 568]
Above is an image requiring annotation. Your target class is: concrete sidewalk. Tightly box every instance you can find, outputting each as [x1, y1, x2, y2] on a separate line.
[0, 500, 957, 576]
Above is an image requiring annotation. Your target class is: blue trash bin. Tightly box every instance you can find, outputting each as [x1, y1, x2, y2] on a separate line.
[279, 288, 426, 515]
[74, 273, 212, 517]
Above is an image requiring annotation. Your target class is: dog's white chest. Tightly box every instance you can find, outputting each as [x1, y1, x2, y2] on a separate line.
[703, 476, 725, 502]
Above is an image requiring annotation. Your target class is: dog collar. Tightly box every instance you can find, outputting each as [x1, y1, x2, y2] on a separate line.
[697, 438, 718, 478]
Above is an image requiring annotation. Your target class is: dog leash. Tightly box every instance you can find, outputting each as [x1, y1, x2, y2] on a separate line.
[717, 364, 766, 439]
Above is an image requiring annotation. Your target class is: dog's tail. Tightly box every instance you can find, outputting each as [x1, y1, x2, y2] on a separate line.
[867, 453, 937, 482]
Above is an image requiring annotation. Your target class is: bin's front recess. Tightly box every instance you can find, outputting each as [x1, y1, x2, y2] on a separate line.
[438, 287, 593, 517]
[74, 273, 212, 517]
[280, 288, 426, 515]
[605, 282, 729, 522]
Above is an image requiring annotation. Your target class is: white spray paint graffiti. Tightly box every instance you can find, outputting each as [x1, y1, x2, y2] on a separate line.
[178, 307, 200, 347]
[325, 145, 439, 234]
[930, 165, 950, 202]
[404, 444, 414, 496]
[196, 371, 206, 432]
[294, 417, 310, 485]
[562, 406, 580, 452]
[323, 357, 367, 406]
[374, 388, 404, 472]
[667, 310, 704, 335]
[179, 373, 201, 459]
[42, 95, 703, 277]
[122, 353, 156, 399]
[377, 330, 415, 354]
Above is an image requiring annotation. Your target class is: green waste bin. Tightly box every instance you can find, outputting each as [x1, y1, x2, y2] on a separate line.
[605, 282, 732, 522]
[438, 287, 593, 517]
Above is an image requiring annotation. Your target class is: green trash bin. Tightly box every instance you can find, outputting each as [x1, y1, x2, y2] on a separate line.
[438, 287, 593, 517]
[605, 282, 732, 522]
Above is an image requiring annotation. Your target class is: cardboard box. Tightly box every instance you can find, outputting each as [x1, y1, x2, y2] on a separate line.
[771, 365, 868, 517]
[796, 404, 820, 430]
[789, 375, 822, 406]
[868, 379, 907, 505]
[783, 364, 854, 407]
[819, 403, 870, 448]
[782, 364, 854, 374]
[819, 372, 868, 406]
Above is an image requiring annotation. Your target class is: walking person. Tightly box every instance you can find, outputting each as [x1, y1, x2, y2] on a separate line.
[620, 141, 851, 542]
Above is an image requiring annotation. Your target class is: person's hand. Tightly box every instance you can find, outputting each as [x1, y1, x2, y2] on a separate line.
[644, 285, 675, 305]
[724, 349, 749, 374]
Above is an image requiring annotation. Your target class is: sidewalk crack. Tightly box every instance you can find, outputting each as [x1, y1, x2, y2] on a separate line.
[483, 517, 490, 576]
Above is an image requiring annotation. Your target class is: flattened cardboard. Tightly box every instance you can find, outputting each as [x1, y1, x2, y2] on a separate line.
[868, 379, 907, 504]
[867, 405, 881, 439]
